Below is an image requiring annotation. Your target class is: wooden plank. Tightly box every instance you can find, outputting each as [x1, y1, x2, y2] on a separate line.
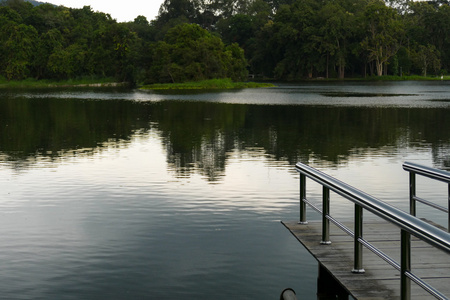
[282, 220, 450, 300]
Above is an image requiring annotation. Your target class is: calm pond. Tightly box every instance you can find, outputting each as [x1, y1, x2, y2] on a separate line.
[0, 81, 449, 299]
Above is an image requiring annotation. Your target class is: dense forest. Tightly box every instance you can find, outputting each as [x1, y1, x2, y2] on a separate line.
[0, 0, 449, 83]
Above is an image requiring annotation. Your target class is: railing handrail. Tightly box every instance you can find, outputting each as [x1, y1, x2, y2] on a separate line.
[403, 161, 450, 183]
[403, 161, 450, 232]
[295, 162, 450, 253]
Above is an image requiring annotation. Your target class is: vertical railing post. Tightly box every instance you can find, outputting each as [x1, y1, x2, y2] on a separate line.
[321, 186, 331, 245]
[401, 229, 411, 300]
[352, 204, 365, 273]
[299, 173, 308, 224]
[448, 183, 449, 232]
[409, 172, 416, 216]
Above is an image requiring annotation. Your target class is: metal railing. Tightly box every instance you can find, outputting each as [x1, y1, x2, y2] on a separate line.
[403, 162, 450, 232]
[295, 162, 450, 300]
[279, 288, 297, 300]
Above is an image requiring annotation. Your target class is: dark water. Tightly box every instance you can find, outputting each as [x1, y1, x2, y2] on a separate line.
[0, 81, 449, 299]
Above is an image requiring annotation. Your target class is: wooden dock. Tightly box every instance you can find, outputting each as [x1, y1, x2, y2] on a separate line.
[282, 220, 450, 300]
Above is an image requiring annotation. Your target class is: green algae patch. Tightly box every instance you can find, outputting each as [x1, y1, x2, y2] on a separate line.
[140, 78, 275, 90]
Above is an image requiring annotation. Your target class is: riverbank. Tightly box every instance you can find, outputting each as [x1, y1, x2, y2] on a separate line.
[1, 75, 447, 89]
[0, 78, 272, 90]
[140, 78, 275, 90]
[0, 77, 128, 88]
[353, 75, 448, 81]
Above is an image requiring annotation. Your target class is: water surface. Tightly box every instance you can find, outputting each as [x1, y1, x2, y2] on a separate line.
[0, 81, 449, 299]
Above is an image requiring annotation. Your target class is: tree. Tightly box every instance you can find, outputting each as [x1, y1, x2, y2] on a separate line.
[251, 20, 278, 77]
[47, 44, 86, 79]
[0, 0, 33, 19]
[218, 14, 254, 47]
[157, 0, 199, 24]
[147, 23, 248, 83]
[263, 0, 322, 79]
[411, 44, 440, 76]
[0, 19, 38, 80]
[408, 1, 450, 74]
[316, 1, 357, 78]
[224, 42, 249, 81]
[126, 15, 156, 41]
[361, 0, 405, 76]
[33, 28, 64, 78]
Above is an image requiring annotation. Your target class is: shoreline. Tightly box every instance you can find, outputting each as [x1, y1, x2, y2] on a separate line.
[0, 79, 129, 89]
[0, 76, 448, 89]
[47, 82, 129, 88]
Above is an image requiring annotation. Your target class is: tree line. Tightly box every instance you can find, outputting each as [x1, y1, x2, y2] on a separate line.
[0, 0, 449, 83]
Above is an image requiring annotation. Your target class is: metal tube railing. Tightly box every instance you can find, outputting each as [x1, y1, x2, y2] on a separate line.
[280, 288, 297, 300]
[403, 162, 450, 232]
[353, 204, 364, 273]
[296, 162, 450, 300]
[401, 230, 411, 300]
[299, 173, 307, 224]
[321, 186, 331, 245]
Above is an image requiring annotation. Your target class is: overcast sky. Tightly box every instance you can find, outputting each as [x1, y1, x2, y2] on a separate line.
[45, 0, 164, 22]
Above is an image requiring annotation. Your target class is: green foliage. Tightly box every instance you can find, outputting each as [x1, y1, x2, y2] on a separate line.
[217, 0, 449, 79]
[360, 0, 404, 76]
[411, 44, 441, 76]
[147, 23, 248, 83]
[1, 0, 449, 83]
[0, 21, 38, 80]
[141, 78, 274, 89]
[407, 1, 450, 75]
[0, 0, 140, 82]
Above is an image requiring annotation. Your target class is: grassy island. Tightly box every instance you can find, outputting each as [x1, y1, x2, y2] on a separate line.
[140, 79, 275, 90]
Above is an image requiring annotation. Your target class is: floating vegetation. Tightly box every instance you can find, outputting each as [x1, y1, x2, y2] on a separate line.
[140, 78, 274, 90]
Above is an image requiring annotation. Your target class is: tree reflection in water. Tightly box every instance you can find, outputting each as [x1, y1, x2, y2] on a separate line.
[0, 95, 449, 179]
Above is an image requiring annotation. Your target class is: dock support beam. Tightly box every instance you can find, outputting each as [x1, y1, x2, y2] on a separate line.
[317, 265, 349, 300]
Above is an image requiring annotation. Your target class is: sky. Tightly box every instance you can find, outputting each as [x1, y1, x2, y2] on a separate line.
[45, 0, 165, 23]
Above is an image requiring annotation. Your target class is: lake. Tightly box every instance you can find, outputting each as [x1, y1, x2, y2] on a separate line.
[0, 81, 449, 299]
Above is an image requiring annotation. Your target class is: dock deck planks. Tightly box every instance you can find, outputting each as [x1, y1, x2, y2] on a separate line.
[282, 220, 450, 300]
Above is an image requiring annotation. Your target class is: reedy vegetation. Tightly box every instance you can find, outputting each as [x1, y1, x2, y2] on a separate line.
[0, 0, 449, 84]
